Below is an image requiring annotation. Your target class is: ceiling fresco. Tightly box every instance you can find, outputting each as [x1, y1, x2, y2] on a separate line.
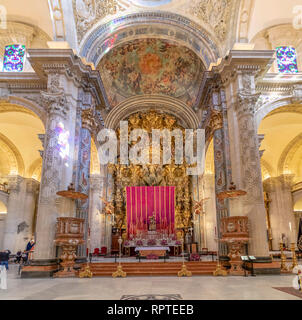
[97, 38, 204, 108]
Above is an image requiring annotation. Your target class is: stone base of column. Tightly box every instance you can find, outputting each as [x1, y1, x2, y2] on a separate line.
[21, 259, 59, 278]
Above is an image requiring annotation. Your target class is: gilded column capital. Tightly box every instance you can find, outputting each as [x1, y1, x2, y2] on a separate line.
[235, 92, 260, 119]
[81, 107, 97, 132]
[209, 109, 223, 131]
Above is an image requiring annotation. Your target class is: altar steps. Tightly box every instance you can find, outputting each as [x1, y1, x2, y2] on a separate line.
[87, 261, 217, 276]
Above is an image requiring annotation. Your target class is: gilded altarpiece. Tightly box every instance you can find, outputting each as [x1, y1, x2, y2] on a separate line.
[108, 111, 194, 236]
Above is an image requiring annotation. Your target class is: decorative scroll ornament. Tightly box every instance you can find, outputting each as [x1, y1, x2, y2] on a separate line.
[188, 0, 233, 41]
[73, 0, 125, 43]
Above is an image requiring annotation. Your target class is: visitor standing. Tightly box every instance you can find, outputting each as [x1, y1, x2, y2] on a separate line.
[0, 250, 10, 270]
[0, 265, 7, 290]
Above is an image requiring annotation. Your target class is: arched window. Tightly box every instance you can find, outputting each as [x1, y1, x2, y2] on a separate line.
[276, 46, 298, 73]
[2, 44, 26, 72]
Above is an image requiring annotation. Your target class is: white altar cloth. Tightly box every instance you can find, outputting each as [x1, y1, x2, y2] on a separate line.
[135, 246, 170, 252]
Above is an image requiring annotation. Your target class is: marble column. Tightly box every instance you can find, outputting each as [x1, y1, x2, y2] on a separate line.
[203, 174, 217, 251]
[76, 107, 96, 257]
[192, 175, 203, 248]
[33, 79, 73, 261]
[263, 174, 297, 250]
[235, 92, 269, 256]
[211, 90, 232, 254]
[15, 178, 39, 252]
[101, 167, 113, 250]
[89, 174, 104, 252]
[0, 214, 6, 249]
[2, 175, 24, 253]
[24, 179, 39, 234]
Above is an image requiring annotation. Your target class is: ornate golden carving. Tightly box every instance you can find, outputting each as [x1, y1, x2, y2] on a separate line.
[110, 110, 193, 232]
[79, 263, 93, 278]
[112, 265, 127, 278]
[54, 217, 85, 278]
[213, 261, 228, 276]
[82, 107, 97, 132]
[178, 264, 192, 277]
[290, 243, 298, 271]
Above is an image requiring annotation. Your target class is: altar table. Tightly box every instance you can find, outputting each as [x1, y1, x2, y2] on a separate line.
[135, 246, 170, 257]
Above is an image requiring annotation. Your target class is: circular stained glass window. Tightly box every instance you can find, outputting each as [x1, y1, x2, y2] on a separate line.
[130, 0, 172, 7]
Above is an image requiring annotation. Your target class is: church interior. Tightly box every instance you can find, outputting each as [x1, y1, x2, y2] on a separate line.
[0, 0, 302, 300]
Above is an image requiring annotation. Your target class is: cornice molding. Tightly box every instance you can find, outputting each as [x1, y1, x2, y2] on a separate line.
[27, 48, 108, 110]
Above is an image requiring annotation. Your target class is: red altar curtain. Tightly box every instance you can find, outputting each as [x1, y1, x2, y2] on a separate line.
[126, 186, 175, 237]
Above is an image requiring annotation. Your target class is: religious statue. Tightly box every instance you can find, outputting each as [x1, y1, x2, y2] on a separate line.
[148, 213, 157, 231]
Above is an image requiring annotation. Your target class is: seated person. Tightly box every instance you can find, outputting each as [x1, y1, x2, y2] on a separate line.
[21, 251, 28, 264]
[15, 250, 22, 264]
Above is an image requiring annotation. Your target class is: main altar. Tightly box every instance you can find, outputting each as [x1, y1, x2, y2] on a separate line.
[106, 111, 196, 256]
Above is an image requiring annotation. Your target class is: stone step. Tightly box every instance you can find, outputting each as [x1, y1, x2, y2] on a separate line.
[86, 262, 217, 276]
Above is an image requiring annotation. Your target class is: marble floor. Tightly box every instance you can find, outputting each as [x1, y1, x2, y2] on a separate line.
[0, 265, 300, 300]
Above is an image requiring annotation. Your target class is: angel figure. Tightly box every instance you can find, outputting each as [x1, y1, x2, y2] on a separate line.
[100, 197, 114, 215]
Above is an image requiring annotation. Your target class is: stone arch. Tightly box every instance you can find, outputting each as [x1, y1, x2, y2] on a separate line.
[205, 138, 214, 174]
[0, 96, 47, 126]
[255, 97, 296, 129]
[90, 138, 101, 175]
[0, 133, 25, 176]
[261, 158, 273, 179]
[80, 11, 221, 69]
[104, 95, 200, 130]
[28, 158, 42, 181]
[293, 188, 302, 208]
[277, 133, 302, 176]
